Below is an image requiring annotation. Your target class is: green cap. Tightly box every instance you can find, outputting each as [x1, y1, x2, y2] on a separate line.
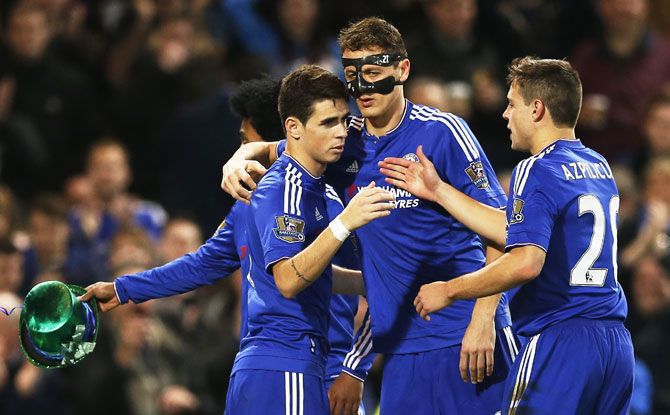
[19, 281, 99, 369]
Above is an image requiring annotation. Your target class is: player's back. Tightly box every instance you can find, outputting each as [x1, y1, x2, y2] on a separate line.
[507, 139, 627, 337]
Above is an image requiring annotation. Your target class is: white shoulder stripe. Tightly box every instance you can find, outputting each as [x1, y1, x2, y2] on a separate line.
[410, 106, 480, 161]
[284, 164, 303, 215]
[513, 144, 555, 196]
[348, 116, 364, 131]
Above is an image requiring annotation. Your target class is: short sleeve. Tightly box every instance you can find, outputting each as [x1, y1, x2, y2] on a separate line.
[252, 181, 307, 272]
[276, 139, 287, 157]
[433, 114, 507, 209]
[505, 162, 559, 252]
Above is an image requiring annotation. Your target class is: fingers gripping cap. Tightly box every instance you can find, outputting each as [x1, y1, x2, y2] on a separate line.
[341, 54, 406, 97]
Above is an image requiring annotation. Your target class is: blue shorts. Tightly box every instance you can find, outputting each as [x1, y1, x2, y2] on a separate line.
[502, 318, 634, 415]
[225, 369, 328, 414]
[380, 326, 519, 415]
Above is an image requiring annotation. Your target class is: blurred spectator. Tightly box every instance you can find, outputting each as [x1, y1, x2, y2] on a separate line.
[1, 2, 101, 195]
[478, 0, 598, 62]
[111, 14, 221, 197]
[620, 158, 670, 271]
[0, 238, 22, 294]
[68, 139, 166, 284]
[629, 255, 670, 413]
[0, 186, 21, 243]
[158, 217, 202, 263]
[572, 0, 670, 164]
[634, 87, 670, 173]
[108, 226, 156, 275]
[406, 77, 451, 113]
[21, 194, 71, 296]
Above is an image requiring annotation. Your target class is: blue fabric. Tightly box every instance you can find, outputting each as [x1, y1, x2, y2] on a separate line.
[501, 318, 634, 414]
[505, 139, 628, 337]
[225, 369, 328, 415]
[380, 325, 518, 415]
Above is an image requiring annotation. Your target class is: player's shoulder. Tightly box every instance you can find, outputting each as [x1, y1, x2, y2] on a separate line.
[511, 145, 562, 196]
[407, 103, 482, 156]
[347, 115, 364, 133]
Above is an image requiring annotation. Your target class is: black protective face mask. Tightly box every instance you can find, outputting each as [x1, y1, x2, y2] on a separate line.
[341, 53, 406, 98]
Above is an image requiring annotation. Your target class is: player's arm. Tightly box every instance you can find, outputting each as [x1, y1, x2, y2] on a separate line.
[332, 265, 365, 295]
[273, 183, 394, 298]
[330, 309, 374, 415]
[414, 245, 545, 320]
[79, 214, 243, 312]
[380, 145, 507, 249]
[221, 141, 280, 203]
[461, 244, 503, 383]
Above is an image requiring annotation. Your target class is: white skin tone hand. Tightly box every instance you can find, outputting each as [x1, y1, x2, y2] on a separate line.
[378, 145, 442, 202]
[338, 181, 395, 231]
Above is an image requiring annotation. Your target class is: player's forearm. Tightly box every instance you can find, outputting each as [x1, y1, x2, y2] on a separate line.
[332, 265, 365, 295]
[234, 141, 279, 167]
[446, 247, 544, 301]
[433, 182, 507, 249]
[273, 227, 343, 298]
[470, 245, 504, 320]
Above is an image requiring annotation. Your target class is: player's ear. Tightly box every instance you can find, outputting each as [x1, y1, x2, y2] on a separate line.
[398, 58, 410, 83]
[285, 116, 302, 140]
[531, 99, 545, 122]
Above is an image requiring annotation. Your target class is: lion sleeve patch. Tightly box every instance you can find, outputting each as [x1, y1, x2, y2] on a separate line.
[273, 215, 306, 243]
[464, 160, 490, 189]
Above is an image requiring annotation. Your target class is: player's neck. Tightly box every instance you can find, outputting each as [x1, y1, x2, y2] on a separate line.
[530, 127, 576, 155]
[283, 147, 326, 178]
[365, 95, 406, 137]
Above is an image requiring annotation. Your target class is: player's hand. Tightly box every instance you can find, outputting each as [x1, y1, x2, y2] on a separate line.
[220, 159, 267, 204]
[338, 182, 395, 231]
[460, 316, 495, 384]
[413, 281, 453, 321]
[379, 145, 441, 202]
[78, 282, 120, 312]
[328, 371, 363, 415]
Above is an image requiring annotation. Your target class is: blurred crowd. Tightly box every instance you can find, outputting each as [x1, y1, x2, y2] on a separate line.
[1, 0, 670, 414]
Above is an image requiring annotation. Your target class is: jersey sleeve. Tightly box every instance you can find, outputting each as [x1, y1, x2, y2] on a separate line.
[505, 161, 559, 252]
[252, 179, 308, 272]
[341, 308, 375, 381]
[434, 114, 507, 209]
[114, 205, 243, 304]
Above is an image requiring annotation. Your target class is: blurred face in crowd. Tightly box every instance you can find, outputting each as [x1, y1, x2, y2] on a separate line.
[426, 0, 477, 39]
[644, 160, 670, 206]
[633, 256, 670, 318]
[29, 211, 69, 260]
[0, 251, 22, 293]
[342, 47, 410, 121]
[159, 220, 202, 262]
[278, 0, 318, 41]
[406, 79, 450, 112]
[6, 8, 52, 61]
[599, 0, 648, 34]
[87, 144, 131, 202]
[152, 18, 197, 73]
[645, 102, 670, 154]
[502, 81, 535, 152]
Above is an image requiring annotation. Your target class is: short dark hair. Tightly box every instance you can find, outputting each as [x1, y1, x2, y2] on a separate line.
[507, 57, 582, 128]
[278, 65, 348, 125]
[338, 17, 407, 57]
[229, 76, 284, 141]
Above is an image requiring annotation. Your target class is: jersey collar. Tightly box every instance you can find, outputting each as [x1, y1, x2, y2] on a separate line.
[361, 99, 412, 140]
[538, 138, 585, 154]
[279, 153, 326, 185]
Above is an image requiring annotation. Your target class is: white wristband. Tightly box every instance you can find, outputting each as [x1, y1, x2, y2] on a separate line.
[329, 216, 351, 242]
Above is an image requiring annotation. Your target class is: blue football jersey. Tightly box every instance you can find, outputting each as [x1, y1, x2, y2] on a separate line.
[505, 139, 628, 337]
[279, 101, 511, 354]
[236, 153, 336, 377]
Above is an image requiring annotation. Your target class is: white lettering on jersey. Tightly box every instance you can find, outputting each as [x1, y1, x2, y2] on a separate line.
[562, 161, 614, 181]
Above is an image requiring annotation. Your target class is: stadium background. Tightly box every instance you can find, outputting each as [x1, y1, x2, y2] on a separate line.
[0, 0, 669, 413]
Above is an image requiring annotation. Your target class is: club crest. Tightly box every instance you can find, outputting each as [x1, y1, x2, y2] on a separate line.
[273, 215, 305, 243]
[465, 160, 490, 189]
